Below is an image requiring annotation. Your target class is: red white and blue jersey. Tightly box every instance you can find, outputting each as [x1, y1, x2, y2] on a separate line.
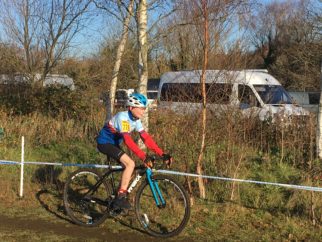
[97, 111, 163, 160]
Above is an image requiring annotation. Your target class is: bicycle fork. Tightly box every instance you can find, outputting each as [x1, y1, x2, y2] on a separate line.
[146, 169, 166, 208]
[127, 169, 166, 208]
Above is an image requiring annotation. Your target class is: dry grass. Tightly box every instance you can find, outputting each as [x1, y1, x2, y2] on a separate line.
[0, 105, 321, 226]
[0, 106, 105, 146]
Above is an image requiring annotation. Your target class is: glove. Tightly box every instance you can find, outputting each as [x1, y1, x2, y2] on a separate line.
[144, 155, 154, 168]
[162, 153, 172, 168]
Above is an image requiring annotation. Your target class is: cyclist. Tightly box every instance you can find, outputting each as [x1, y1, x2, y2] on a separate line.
[96, 93, 172, 210]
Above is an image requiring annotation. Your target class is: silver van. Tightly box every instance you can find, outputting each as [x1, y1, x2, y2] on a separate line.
[157, 70, 309, 121]
[289, 91, 319, 113]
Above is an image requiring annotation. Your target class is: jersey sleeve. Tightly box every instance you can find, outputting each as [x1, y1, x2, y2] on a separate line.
[139, 131, 164, 156]
[122, 133, 146, 160]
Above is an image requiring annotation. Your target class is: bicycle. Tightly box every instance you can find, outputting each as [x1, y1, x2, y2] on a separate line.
[63, 157, 190, 238]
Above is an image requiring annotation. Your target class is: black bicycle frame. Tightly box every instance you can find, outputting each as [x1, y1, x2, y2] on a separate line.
[82, 161, 166, 208]
[83, 163, 145, 199]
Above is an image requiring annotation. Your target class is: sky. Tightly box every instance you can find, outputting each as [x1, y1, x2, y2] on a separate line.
[70, 0, 174, 58]
[70, 0, 290, 58]
[0, 0, 312, 58]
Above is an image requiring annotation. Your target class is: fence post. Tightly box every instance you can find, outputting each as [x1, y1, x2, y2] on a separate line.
[19, 136, 24, 198]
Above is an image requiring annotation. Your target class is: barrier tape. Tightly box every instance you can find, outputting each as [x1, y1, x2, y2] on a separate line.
[0, 160, 121, 169]
[1, 159, 321, 192]
[156, 170, 322, 193]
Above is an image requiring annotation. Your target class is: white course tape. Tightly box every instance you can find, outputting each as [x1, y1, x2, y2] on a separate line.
[0, 160, 122, 169]
[1, 159, 321, 192]
[156, 169, 322, 192]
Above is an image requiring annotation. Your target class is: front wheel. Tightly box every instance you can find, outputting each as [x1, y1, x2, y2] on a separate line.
[63, 169, 112, 227]
[135, 175, 190, 237]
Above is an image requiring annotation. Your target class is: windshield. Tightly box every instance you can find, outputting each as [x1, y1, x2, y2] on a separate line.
[254, 85, 292, 105]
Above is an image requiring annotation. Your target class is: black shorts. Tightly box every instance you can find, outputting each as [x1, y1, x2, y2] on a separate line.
[97, 143, 125, 162]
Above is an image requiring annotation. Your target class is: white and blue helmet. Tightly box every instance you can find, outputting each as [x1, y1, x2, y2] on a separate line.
[127, 93, 148, 108]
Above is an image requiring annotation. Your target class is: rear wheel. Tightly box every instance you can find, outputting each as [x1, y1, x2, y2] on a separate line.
[63, 169, 112, 226]
[135, 175, 190, 237]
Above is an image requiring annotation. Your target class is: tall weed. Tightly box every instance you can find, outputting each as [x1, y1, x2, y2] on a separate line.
[0, 105, 321, 222]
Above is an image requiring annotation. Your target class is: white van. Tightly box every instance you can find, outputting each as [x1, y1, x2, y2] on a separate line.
[288, 91, 319, 113]
[157, 70, 309, 121]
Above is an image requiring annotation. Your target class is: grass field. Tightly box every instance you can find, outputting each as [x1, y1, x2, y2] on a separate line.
[0, 162, 321, 241]
[0, 108, 321, 241]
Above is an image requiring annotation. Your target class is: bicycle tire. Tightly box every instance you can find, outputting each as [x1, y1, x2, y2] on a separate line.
[135, 174, 190, 238]
[63, 169, 112, 227]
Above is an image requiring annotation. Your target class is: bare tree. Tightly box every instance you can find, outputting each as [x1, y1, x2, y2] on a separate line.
[0, 0, 93, 83]
[136, 0, 178, 93]
[248, 0, 322, 89]
[158, 0, 252, 70]
[0, 0, 43, 77]
[40, 0, 93, 81]
[167, 0, 253, 199]
[137, 0, 148, 94]
[196, 0, 209, 199]
[95, 0, 135, 118]
[317, 63, 322, 159]
[95, 0, 175, 120]
[314, 61, 322, 225]
[136, 0, 149, 132]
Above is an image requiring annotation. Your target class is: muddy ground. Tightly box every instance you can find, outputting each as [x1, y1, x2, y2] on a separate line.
[0, 213, 193, 241]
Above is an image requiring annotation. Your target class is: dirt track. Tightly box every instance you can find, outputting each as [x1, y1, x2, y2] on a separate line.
[0, 213, 192, 241]
[0, 183, 193, 241]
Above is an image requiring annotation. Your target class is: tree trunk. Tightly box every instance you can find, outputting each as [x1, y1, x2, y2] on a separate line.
[137, 0, 149, 132]
[108, 0, 135, 119]
[313, 62, 321, 225]
[196, 0, 209, 199]
[317, 62, 322, 158]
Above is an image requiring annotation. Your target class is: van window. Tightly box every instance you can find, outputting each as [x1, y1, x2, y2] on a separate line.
[160, 83, 232, 104]
[238, 85, 260, 108]
[254, 85, 292, 105]
[160, 83, 202, 102]
[206, 83, 232, 104]
[308, 93, 320, 104]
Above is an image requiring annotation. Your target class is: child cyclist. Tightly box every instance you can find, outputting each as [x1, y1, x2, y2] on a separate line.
[96, 93, 172, 210]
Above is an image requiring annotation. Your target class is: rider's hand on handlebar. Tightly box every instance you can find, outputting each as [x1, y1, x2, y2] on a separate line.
[144, 155, 154, 168]
[162, 153, 173, 168]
